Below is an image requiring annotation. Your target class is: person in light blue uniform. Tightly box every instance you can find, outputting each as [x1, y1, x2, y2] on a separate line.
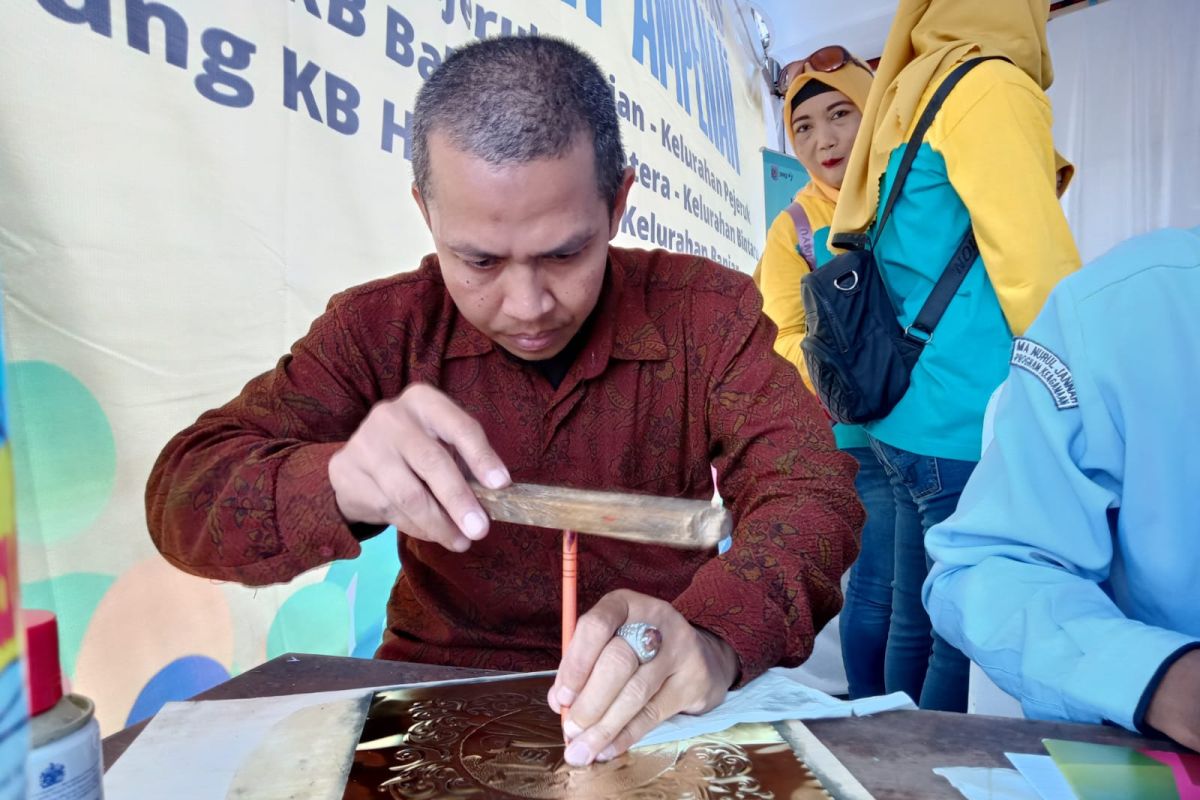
[924, 226, 1200, 750]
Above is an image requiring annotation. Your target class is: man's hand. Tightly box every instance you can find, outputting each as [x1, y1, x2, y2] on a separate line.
[328, 383, 510, 551]
[547, 589, 740, 767]
[1144, 648, 1200, 752]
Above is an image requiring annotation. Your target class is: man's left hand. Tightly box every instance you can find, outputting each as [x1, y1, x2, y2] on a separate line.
[547, 589, 739, 767]
[1144, 648, 1200, 752]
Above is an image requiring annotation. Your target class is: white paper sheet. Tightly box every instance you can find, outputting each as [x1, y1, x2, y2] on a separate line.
[1006, 753, 1080, 800]
[105, 666, 911, 799]
[933, 766, 1043, 800]
[636, 668, 913, 746]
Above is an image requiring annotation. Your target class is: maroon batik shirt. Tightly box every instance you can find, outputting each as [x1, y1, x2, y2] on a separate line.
[146, 247, 863, 684]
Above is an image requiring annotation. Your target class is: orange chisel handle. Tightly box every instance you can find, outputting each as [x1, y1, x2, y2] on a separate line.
[561, 529, 578, 729]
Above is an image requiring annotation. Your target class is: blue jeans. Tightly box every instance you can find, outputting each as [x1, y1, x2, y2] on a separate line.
[838, 447, 896, 699]
[868, 436, 974, 712]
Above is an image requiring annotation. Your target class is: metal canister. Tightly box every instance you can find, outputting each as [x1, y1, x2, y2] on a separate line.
[23, 610, 104, 800]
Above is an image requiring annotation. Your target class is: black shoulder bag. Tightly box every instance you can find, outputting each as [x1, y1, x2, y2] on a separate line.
[799, 57, 1002, 425]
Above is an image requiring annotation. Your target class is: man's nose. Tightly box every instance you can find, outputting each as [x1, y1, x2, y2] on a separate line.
[502, 265, 555, 321]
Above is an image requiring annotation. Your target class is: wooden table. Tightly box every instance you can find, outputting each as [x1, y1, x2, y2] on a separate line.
[104, 653, 1187, 799]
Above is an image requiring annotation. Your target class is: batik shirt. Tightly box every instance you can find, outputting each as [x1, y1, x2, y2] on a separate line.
[146, 247, 863, 683]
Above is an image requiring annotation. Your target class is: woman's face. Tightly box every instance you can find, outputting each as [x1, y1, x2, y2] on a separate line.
[790, 89, 862, 189]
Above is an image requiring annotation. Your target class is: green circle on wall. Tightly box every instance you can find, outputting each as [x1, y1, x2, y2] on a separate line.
[8, 361, 117, 544]
[21, 573, 116, 679]
[266, 583, 352, 659]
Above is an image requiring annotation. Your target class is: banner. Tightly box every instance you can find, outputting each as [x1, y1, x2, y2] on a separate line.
[0, 0, 766, 734]
[0, 304, 26, 800]
[761, 146, 809, 226]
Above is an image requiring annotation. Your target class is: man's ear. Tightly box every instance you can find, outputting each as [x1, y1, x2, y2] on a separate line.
[412, 182, 432, 228]
[608, 167, 636, 239]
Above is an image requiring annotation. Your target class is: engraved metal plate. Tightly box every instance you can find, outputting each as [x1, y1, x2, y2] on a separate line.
[343, 674, 832, 799]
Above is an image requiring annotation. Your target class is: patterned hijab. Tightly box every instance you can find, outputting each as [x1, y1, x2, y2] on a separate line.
[832, 0, 1053, 236]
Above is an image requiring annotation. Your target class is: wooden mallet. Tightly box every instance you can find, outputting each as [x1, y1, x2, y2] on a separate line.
[469, 481, 732, 549]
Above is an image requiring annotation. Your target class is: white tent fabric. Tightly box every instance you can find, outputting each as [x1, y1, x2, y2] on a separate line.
[754, 0, 896, 68]
[1048, 0, 1200, 262]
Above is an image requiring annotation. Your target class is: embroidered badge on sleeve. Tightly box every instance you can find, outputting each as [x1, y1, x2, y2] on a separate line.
[1011, 337, 1078, 410]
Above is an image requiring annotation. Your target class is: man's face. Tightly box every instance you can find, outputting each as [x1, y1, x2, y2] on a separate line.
[415, 133, 634, 361]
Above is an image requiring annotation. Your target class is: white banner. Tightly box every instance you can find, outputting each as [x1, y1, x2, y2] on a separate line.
[1, 0, 766, 733]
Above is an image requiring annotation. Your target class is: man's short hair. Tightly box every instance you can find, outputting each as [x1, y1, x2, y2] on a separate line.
[412, 36, 626, 211]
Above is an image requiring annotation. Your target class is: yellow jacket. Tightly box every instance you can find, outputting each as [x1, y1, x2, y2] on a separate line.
[755, 184, 837, 393]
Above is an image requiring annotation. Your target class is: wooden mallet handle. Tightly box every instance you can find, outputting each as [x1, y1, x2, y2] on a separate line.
[470, 481, 731, 550]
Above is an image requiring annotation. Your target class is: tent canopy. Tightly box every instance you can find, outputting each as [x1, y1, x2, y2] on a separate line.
[752, 0, 898, 64]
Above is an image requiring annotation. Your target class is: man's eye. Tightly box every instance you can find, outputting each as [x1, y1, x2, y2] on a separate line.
[465, 258, 496, 269]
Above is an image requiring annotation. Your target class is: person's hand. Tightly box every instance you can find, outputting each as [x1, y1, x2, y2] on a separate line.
[1144, 648, 1200, 752]
[547, 589, 740, 767]
[328, 383, 510, 551]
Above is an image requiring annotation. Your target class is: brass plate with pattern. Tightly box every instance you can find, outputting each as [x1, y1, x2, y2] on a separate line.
[343, 674, 832, 799]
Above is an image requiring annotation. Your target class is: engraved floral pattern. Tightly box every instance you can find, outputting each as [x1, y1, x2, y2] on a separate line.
[348, 676, 831, 800]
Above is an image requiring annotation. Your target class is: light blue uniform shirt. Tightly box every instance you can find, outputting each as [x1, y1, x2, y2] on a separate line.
[923, 226, 1200, 731]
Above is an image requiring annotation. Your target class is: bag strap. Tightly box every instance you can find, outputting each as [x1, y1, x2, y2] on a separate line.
[890, 56, 1007, 343]
[873, 56, 1006, 244]
[905, 228, 979, 342]
[784, 201, 817, 269]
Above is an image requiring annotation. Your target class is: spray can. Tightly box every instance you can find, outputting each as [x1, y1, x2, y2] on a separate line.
[23, 610, 103, 800]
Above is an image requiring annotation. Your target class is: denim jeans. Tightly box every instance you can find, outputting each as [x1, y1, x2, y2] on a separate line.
[838, 447, 896, 699]
[867, 435, 975, 712]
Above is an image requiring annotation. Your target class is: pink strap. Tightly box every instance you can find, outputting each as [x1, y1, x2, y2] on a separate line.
[784, 202, 816, 269]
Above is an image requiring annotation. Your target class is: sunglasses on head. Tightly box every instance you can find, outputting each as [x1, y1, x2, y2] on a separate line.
[774, 45, 870, 97]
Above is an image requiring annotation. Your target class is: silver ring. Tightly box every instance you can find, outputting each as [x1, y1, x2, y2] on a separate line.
[615, 623, 662, 665]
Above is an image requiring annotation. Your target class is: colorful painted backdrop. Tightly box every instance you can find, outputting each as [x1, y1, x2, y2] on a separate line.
[0, 0, 767, 734]
[0, 305, 26, 799]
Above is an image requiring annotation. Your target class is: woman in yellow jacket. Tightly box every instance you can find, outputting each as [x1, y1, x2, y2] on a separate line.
[754, 48, 892, 700]
[830, 0, 1081, 711]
